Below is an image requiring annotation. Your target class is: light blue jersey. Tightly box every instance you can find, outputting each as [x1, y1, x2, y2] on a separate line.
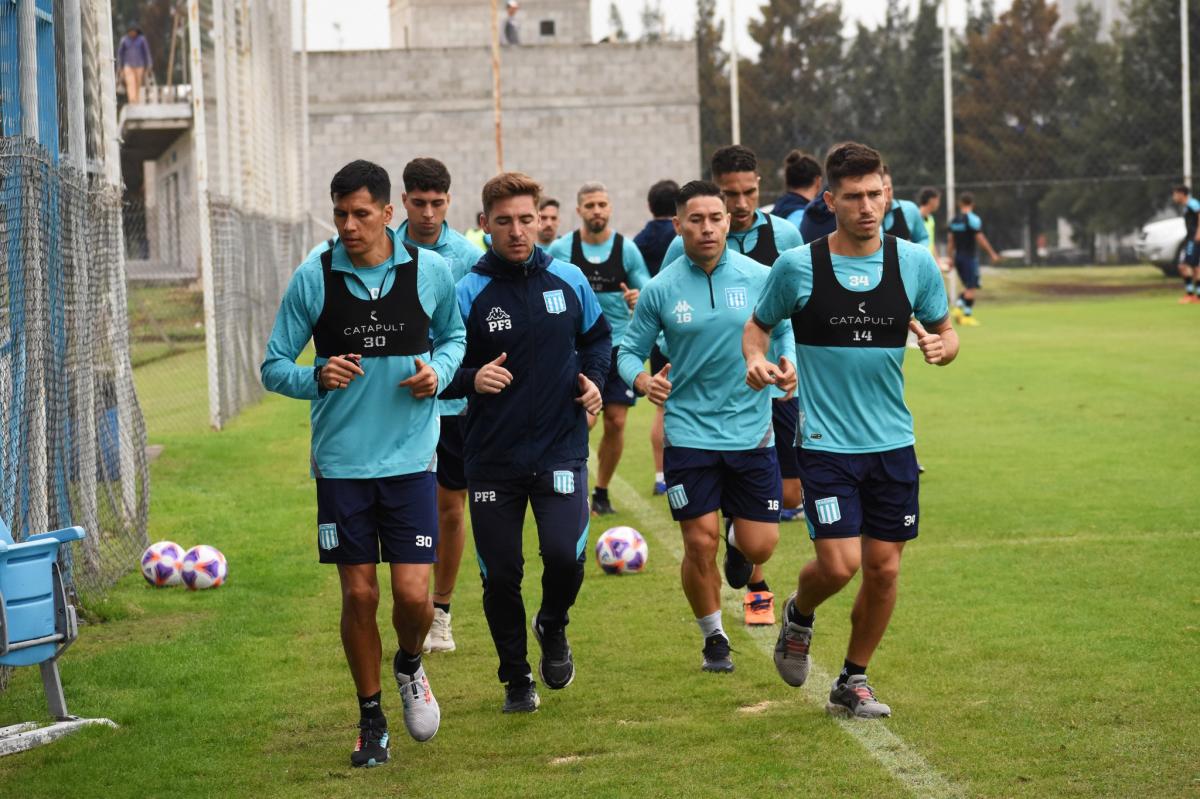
[753, 237, 948, 454]
[663, 210, 804, 267]
[546, 232, 650, 344]
[618, 248, 795, 452]
[262, 227, 465, 479]
[885, 199, 929, 245]
[786, 207, 806, 230]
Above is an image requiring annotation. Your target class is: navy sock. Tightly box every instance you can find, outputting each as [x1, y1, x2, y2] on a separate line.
[787, 603, 815, 628]
[358, 690, 383, 721]
[394, 648, 421, 677]
[433, 601, 450, 614]
[748, 580, 770, 593]
[593, 487, 608, 502]
[837, 659, 867, 687]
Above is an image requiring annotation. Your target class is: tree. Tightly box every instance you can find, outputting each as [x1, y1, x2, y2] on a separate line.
[640, 0, 668, 43]
[694, 0, 730, 174]
[608, 2, 629, 42]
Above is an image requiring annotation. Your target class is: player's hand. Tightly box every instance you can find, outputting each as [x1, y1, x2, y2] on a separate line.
[398, 357, 438, 398]
[909, 319, 947, 365]
[576, 373, 602, 416]
[320, 353, 364, 390]
[475, 352, 513, 394]
[644, 363, 672, 406]
[938, 256, 952, 274]
[620, 282, 639, 311]
[776, 356, 797, 400]
[745, 355, 780, 391]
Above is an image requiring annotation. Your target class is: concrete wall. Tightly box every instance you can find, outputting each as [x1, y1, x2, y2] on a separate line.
[307, 40, 700, 238]
[389, 0, 591, 49]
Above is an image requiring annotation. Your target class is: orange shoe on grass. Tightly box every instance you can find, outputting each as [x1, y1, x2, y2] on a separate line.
[744, 592, 776, 626]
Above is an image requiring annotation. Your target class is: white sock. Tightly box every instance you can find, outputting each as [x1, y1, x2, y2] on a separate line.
[655, 471, 664, 483]
[696, 610, 725, 640]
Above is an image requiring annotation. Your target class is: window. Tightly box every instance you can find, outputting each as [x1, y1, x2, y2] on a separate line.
[539, 19, 555, 37]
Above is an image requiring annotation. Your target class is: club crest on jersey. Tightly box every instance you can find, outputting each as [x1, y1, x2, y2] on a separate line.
[553, 470, 575, 495]
[543, 290, 567, 315]
[318, 523, 339, 550]
[667, 484, 689, 510]
[486, 306, 512, 332]
[814, 497, 842, 525]
[725, 287, 748, 309]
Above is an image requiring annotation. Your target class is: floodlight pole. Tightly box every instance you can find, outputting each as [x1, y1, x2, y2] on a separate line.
[942, 0, 955, 232]
[491, 0, 504, 172]
[729, 0, 740, 145]
[1184, 0, 1193, 187]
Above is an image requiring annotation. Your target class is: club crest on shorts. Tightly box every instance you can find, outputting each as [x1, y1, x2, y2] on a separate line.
[543, 289, 567, 314]
[318, 523, 339, 550]
[553, 470, 575, 494]
[666, 484, 689, 510]
[725, 287, 748, 309]
[814, 497, 842, 525]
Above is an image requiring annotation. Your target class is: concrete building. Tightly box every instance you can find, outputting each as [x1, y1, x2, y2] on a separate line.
[308, 0, 700, 237]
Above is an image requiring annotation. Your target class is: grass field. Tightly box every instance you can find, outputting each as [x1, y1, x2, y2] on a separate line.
[1, 267, 1197, 797]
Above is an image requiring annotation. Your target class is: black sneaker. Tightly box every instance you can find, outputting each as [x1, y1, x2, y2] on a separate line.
[532, 618, 575, 689]
[503, 678, 541, 713]
[591, 494, 616, 515]
[350, 716, 389, 768]
[701, 633, 734, 673]
[723, 540, 753, 590]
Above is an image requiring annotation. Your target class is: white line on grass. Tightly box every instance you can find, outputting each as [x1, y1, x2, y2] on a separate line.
[918, 529, 1200, 550]
[599, 463, 968, 799]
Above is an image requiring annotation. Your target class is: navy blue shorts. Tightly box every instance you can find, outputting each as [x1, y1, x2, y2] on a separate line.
[954, 253, 981, 289]
[315, 473, 438, 564]
[799, 446, 919, 542]
[1185, 240, 1200, 268]
[663, 446, 782, 523]
[772, 397, 801, 480]
[436, 415, 467, 492]
[602, 347, 637, 407]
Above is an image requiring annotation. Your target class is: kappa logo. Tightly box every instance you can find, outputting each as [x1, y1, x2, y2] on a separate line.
[318, 523, 339, 551]
[486, 306, 513, 332]
[814, 497, 842, 525]
[553, 470, 575, 495]
[666, 484, 689, 510]
[673, 300, 694, 323]
[725, 287, 748, 309]
[543, 289, 567, 315]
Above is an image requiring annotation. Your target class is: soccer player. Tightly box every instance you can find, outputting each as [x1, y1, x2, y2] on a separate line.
[547, 182, 651, 516]
[917, 187, 941, 257]
[633, 179, 680, 496]
[443, 172, 610, 713]
[1172, 185, 1200, 303]
[390, 157, 483, 655]
[947, 192, 999, 326]
[664, 146, 804, 625]
[744, 142, 958, 719]
[771, 150, 823, 230]
[538, 197, 561, 247]
[881, 166, 929, 247]
[619, 180, 794, 672]
[261, 160, 464, 766]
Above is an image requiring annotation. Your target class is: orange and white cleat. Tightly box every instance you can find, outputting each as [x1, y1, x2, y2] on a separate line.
[743, 591, 776, 626]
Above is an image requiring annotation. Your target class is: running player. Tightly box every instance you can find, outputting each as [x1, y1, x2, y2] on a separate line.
[261, 160, 464, 765]
[633, 179, 680, 496]
[443, 172, 610, 713]
[664, 145, 804, 625]
[547, 182, 651, 516]
[538, 197, 561, 247]
[947, 192, 999, 326]
[881, 166, 929, 246]
[619, 180, 794, 673]
[1172, 185, 1200, 303]
[744, 142, 958, 719]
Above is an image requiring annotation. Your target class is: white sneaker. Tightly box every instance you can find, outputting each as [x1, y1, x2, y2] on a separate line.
[423, 608, 456, 653]
[396, 664, 441, 742]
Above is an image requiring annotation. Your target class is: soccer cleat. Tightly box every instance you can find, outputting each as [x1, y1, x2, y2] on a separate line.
[591, 495, 617, 515]
[723, 540, 753, 590]
[423, 607, 456, 653]
[653, 480, 668, 495]
[773, 594, 812, 687]
[959, 314, 981, 326]
[701, 632, 734, 673]
[826, 674, 892, 719]
[1179, 294, 1200, 304]
[951, 305, 965, 324]
[350, 716, 389, 768]
[503, 678, 541, 713]
[531, 618, 575, 689]
[395, 664, 440, 741]
[743, 591, 775, 626]
[779, 507, 804, 522]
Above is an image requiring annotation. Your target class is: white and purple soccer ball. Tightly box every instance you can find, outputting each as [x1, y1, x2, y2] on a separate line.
[181, 544, 228, 590]
[141, 540, 185, 587]
[595, 526, 648, 575]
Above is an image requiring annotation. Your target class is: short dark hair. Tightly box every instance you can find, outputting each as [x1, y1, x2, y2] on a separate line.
[675, 180, 723, 212]
[783, 150, 821, 189]
[330, 159, 391, 204]
[918, 187, 941, 206]
[481, 172, 541, 215]
[402, 157, 451, 193]
[824, 142, 883, 190]
[539, 197, 560, 211]
[959, 192, 975, 206]
[647, 180, 680, 217]
[711, 145, 757, 178]
[1174, 184, 1191, 196]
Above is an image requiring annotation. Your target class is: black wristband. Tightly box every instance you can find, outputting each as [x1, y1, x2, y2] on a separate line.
[313, 365, 322, 385]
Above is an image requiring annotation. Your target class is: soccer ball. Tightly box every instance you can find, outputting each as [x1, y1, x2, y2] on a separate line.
[595, 527, 648, 575]
[141, 540, 185, 587]
[181, 545, 228, 590]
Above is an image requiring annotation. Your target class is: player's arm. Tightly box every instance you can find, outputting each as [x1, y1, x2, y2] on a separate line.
[909, 317, 958, 366]
[910, 250, 958, 366]
[260, 265, 341, 400]
[976, 231, 999, 262]
[745, 255, 801, 390]
[770, 317, 797, 397]
[440, 283, 487, 400]
[618, 287, 669, 405]
[620, 241, 651, 309]
[909, 206, 929, 245]
[416, 258, 467, 398]
[574, 279, 612, 402]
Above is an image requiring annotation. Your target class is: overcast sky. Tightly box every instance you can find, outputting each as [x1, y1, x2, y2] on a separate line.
[300, 0, 1008, 53]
